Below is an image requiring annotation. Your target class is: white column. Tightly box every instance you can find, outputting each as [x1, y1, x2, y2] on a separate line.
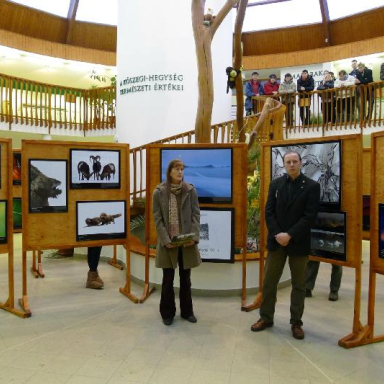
[117, 0, 233, 149]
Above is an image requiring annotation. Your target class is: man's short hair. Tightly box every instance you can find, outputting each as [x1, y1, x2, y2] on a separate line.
[252, 71, 259, 76]
[302, 70, 309, 74]
[283, 151, 302, 162]
[339, 70, 347, 76]
[352, 59, 357, 63]
[358, 62, 365, 68]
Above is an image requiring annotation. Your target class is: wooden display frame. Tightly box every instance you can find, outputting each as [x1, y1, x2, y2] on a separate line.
[258, 135, 364, 346]
[347, 132, 384, 348]
[12, 149, 22, 234]
[20, 140, 138, 317]
[0, 139, 26, 318]
[362, 148, 371, 240]
[144, 144, 248, 306]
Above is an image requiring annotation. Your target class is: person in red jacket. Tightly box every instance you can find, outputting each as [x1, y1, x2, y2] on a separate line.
[264, 74, 280, 96]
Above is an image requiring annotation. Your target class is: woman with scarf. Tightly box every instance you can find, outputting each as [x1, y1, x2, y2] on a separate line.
[153, 159, 201, 326]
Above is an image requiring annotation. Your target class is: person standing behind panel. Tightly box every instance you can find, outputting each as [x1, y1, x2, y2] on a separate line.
[153, 159, 201, 326]
[297, 70, 315, 127]
[251, 151, 320, 339]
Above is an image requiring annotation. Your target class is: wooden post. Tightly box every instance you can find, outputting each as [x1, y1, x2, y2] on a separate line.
[108, 244, 124, 270]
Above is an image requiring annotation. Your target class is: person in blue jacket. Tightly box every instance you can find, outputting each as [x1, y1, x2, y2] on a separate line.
[245, 71, 264, 116]
[297, 70, 315, 126]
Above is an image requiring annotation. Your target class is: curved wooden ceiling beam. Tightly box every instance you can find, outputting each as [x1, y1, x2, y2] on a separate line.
[65, 0, 80, 44]
[319, 0, 331, 46]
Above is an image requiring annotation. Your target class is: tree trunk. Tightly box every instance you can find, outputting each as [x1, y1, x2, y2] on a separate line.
[192, 0, 240, 143]
[233, 0, 248, 142]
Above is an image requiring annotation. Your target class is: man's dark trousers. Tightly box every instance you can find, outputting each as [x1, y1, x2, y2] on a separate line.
[260, 247, 308, 326]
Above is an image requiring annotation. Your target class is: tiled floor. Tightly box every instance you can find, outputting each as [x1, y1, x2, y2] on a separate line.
[0, 236, 384, 383]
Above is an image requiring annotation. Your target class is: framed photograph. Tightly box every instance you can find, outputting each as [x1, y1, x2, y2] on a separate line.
[13, 198, 22, 230]
[198, 208, 234, 263]
[70, 149, 120, 189]
[271, 140, 341, 209]
[311, 210, 346, 262]
[0, 200, 7, 244]
[363, 195, 370, 231]
[13, 152, 21, 185]
[76, 200, 126, 242]
[379, 204, 384, 259]
[160, 147, 233, 204]
[29, 159, 68, 213]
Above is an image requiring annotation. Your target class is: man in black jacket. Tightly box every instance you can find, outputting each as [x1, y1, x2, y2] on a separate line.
[297, 70, 315, 126]
[251, 151, 320, 339]
[355, 62, 374, 120]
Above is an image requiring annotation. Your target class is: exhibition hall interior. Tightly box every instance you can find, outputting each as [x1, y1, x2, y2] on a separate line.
[1, 0, 384, 383]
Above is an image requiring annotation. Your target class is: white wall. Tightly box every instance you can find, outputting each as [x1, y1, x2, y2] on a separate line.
[117, 0, 233, 148]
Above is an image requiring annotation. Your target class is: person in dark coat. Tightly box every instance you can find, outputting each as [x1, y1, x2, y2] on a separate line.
[153, 159, 201, 326]
[355, 62, 374, 120]
[317, 72, 335, 125]
[251, 151, 320, 340]
[297, 70, 315, 126]
[245, 71, 264, 115]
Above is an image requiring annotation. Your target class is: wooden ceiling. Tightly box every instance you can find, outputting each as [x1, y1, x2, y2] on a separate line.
[0, 0, 383, 64]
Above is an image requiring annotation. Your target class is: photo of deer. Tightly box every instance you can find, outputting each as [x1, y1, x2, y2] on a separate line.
[76, 200, 126, 241]
[29, 160, 68, 213]
[70, 149, 120, 189]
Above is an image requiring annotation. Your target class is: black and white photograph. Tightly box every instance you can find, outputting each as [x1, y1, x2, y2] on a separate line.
[29, 159, 68, 213]
[76, 200, 126, 241]
[271, 140, 341, 208]
[311, 210, 346, 261]
[198, 208, 234, 263]
[70, 149, 120, 189]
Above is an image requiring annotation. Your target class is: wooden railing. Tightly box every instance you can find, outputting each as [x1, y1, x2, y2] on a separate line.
[0, 73, 115, 132]
[252, 81, 384, 135]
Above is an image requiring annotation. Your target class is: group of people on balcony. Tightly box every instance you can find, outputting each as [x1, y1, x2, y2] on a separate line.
[245, 60, 376, 128]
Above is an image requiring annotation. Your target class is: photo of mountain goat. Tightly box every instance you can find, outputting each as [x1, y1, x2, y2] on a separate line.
[70, 149, 120, 189]
[29, 160, 67, 213]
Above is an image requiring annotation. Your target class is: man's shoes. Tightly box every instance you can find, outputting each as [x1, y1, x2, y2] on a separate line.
[250, 319, 274, 332]
[291, 324, 305, 340]
[181, 315, 197, 323]
[305, 289, 312, 298]
[329, 291, 339, 301]
[162, 318, 173, 326]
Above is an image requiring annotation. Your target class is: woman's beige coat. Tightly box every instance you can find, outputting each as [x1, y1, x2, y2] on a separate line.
[153, 182, 201, 269]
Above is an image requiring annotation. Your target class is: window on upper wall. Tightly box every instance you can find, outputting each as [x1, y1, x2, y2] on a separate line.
[9, 0, 70, 17]
[76, 0, 117, 25]
[327, 0, 384, 20]
[242, 0, 322, 32]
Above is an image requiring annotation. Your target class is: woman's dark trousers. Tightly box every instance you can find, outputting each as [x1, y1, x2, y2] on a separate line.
[88, 246, 102, 272]
[160, 248, 193, 320]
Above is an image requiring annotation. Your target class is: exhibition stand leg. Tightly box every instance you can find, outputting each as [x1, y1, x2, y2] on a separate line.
[18, 250, 31, 317]
[119, 243, 140, 303]
[139, 244, 155, 303]
[338, 262, 366, 348]
[108, 245, 124, 270]
[0, 249, 28, 318]
[242, 249, 264, 312]
[31, 250, 38, 278]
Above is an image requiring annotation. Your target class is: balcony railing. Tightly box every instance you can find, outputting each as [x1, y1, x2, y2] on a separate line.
[251, 81, 384, 135]
[0, 73, 115, 133]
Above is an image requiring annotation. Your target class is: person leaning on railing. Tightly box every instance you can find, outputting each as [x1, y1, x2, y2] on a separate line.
[317, 72, 335, 125]
[334, 70, 356, 124]
[278, 73, 296, 128]
[245, 71, 264, 116]
[297, 70, 315, 127]
[355, 62, 374, 121]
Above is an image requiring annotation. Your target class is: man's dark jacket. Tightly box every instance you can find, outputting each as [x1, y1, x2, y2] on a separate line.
[356, 68, 373, 84]
[265, 173, 320, 256]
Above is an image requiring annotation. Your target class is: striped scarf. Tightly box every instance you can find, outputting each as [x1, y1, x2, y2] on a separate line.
[169, 184, 182, 239]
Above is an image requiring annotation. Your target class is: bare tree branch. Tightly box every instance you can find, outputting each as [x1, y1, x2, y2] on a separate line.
[210, 0, 240, 38]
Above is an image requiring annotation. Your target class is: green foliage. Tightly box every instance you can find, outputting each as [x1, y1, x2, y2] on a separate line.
[130, 214, 146, 232]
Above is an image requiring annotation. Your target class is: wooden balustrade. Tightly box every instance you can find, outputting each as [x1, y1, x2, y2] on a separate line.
[0, 73, 114, 132]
